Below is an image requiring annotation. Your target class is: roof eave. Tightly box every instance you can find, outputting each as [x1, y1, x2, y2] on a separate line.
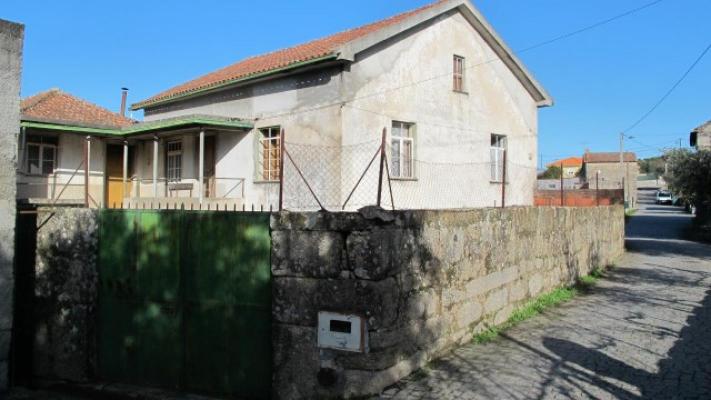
[21, 115, 131, 131]
[132, 54, 340, 111]
[21, 120, 123, 136]
[335, 0, 553, 108]
[21, 117, 254, 138]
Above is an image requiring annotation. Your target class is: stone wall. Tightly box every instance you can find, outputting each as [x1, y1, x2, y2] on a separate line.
[583, 162, 639, 206]
[0, 18, 23, 392]
[21, 208, 99, 383]
[271, 206, 625, 399]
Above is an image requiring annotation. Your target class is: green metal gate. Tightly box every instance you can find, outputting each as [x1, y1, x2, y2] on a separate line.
[98, 210, 272, 398]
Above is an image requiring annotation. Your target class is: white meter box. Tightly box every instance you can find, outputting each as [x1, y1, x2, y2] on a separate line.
[317, 311, 368, 353]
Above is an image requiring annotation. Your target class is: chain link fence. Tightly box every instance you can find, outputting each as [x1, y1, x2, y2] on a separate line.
[279, 131, 540, 211]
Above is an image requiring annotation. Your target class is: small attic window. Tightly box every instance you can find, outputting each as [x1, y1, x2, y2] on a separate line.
[453, 55, 465, 92]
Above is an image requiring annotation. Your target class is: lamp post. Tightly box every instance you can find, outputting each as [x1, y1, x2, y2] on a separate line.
[620, 133, 634, 206]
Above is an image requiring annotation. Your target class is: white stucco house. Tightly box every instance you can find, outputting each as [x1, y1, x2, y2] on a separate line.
[18, 0, 552, 210]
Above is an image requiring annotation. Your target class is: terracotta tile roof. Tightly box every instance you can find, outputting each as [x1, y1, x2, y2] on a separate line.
[583, 152, 637, 163]
[134, 0, 447, 109]
[546, 157, 583, 168]
[22, 89, 134, 129]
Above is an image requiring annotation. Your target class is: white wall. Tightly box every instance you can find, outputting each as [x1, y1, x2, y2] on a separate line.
[340, 11, 539, 209]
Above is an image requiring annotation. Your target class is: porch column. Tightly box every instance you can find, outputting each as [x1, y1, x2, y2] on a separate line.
[198, 129, 205, 204]
[152, 136, 158, 198]
[122, 140, 129, 199]
[84, 135, 91, 208]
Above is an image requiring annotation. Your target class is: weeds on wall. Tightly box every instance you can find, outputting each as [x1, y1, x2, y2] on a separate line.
[473, 267, 609, 345]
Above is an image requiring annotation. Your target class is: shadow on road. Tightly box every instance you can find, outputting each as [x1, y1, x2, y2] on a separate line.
[541, 287, 711, 398]
[538, 191, 711, 398]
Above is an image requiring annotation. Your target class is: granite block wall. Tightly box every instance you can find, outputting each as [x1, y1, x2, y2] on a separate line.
[271, 206, 625, 399]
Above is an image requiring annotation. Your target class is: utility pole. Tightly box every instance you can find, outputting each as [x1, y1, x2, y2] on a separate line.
[619, 132, 625, 205]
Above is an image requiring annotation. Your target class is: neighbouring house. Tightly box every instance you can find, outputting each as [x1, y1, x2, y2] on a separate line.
[546, 156, 583, 178]
[19, 0, 552, 210]
[582, 151, 639, 206]
[690, 120, 711, 150]
[18, 88, 253, 208]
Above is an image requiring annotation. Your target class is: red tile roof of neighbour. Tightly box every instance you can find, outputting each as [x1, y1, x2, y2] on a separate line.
[546, 157, 583, 168]
[133, 0, 447, 109]
[583, 152, 637, 163]
[22, 89, 134, 129]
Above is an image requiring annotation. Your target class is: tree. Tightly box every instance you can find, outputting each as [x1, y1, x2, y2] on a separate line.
[539, 165, 562, 179]
[638, 156, 666, 178]
[664, 149, 711, 221]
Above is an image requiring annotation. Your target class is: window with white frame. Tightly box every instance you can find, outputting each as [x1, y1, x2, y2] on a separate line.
[166, 140, 182, 182]
[259, 127, 281, 181]
[25, 135, 57, 175]
[391, 121, 415, 179]
[453, 55, 465, 92]
[490, 134, 507, 182]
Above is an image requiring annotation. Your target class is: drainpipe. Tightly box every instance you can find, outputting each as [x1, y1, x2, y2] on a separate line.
[123, 140, 129, 201]
[152, 136, 158, 198]
[18, 125, 26, 171]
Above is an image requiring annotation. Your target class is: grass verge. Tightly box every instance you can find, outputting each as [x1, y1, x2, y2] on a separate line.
[472, 267, 607, 344]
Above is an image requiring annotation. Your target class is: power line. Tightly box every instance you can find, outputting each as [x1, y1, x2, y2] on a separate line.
[516, 0, 665, 54]
[623, 41, 711, 134]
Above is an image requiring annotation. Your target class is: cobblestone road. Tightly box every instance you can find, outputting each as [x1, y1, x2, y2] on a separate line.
[379, 190, 711, 399]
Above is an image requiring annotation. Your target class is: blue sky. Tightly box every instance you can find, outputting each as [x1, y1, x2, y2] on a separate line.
[3, 0, 709, 164]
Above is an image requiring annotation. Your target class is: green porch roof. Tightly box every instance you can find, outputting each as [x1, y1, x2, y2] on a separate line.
[21, 115, 254, 137]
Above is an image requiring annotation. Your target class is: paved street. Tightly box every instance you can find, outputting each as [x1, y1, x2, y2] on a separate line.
[380, 190, 711, 399]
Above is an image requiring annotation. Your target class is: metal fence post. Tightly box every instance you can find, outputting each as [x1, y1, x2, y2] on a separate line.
[376, 127, 386, 208]
[278, 128, 285, 212]
[596, 171, 600, 206]
[501, 149, 507, 208]
[559, 162, 564, 206]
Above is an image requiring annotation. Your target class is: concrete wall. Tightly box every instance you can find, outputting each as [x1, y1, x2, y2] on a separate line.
[143, 8, 542, 210]
[270, 206, 625, 399]
[0, 18, 23, 392]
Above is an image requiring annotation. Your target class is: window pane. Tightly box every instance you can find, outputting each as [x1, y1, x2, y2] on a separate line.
[403, 140, 412, 178]
[27, 145, 40, 174]
[42, 146, 55, 163]
[392, 123, 401, 138]
[29, 158, 40, 174]
[259, 128, 281, 181]
[391, 140, 401, 177]
[42, 146, 56, 174]
[27, 145, 39, 160]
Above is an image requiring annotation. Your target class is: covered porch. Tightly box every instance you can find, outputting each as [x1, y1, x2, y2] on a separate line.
[17, 115, 254, 209]
[103, 116, 253, 209]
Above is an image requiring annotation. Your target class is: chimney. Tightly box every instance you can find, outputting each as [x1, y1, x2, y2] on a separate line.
[120, 87, 129, 116]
